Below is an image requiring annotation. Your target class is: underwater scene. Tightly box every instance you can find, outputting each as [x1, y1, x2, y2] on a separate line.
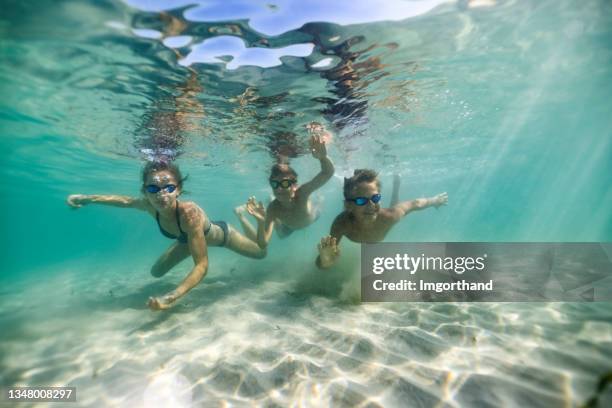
[1, 0, 611, 406]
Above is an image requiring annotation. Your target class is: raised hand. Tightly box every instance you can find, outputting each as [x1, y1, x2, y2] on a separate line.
[246, 196, 266, 222]
[309, 134, 327, 160]
[306, 121, 333, 144]
[317, 235, 340, 267]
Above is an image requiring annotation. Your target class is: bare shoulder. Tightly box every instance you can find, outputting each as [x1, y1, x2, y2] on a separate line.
[267, 199, 280, 216]
[331, 211, 350, 235]
[379, 207, 401, 223]
[179, 201, 206, 228]
[138, 198, 156, 214]
[333, 211, 350, 224]
[294, 184, 311, 200]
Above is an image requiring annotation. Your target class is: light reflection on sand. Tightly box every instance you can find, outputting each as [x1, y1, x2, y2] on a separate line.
[1, 257, 611, 407]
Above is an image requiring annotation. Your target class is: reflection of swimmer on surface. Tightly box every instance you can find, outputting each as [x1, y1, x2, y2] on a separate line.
[66, 161, 265, 311]
[316, 170, 448, 269]
[265, 130, 305, 159]
[227, 86, 298, 151]
[263, 121, 332, 160]
[303, 27, 390, 132]
[305, 121, 333, 144]
[137, 71, 205, 162]
[137, 13, 206, 162]
[234, 123, 335, 248]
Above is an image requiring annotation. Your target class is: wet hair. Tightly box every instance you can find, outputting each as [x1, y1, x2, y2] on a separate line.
[343, 169, 380, 199]
[269, 163, 298, 180]
[141, 161, 188, 190]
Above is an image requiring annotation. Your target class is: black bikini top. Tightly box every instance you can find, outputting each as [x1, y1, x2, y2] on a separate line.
[156, 202, 188, 243]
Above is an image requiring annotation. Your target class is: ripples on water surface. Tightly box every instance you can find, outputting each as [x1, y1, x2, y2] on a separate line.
[1, 0, 611, 407]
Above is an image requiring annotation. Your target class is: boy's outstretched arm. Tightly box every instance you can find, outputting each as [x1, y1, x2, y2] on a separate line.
[66, 194, 148, 210]
[246, 197, 275, 249]
[391, 192, 448, 219]
[298, 133, 335, 197]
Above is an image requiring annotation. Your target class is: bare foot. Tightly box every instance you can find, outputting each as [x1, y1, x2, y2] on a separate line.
[234, 204, 247, 217]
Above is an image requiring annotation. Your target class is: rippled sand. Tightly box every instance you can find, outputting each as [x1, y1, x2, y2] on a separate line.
[1, 251, 611, 408]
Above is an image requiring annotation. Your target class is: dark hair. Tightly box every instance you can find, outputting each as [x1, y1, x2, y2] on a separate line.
[343, 169, 380, 199]
[141, 161, 188, 189]
[269, 163, 298, 180]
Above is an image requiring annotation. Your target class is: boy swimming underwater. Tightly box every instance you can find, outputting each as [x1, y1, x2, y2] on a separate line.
[235, 122, 334, 248]
[316, 169, 448, 269]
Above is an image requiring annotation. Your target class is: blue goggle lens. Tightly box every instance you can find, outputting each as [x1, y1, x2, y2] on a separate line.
[351, 194, 381, 206]
[354, 197, 368, 206]
[146, 184, 177, 194]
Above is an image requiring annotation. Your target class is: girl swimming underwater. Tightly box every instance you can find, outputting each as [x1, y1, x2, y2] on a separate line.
[66, 161, 266, 310]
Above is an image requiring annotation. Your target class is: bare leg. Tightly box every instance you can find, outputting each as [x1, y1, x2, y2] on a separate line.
[390, 174, 401, 207]
[150, 242, 191, 277]
[225, 224, 266, 259]
[234, 205, 257, 241]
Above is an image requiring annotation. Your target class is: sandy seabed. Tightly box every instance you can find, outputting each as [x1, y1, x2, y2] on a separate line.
[1, 252, 611, 408]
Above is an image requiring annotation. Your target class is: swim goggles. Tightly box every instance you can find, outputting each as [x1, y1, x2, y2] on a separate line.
[346, 194, 381, 206]
[270, 179, 296, 189]
[145, 184, 177, 194]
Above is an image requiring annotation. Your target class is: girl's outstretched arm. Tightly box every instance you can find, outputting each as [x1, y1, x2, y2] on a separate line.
[66, 194, 148, 210]
[148, 204, 209, 310]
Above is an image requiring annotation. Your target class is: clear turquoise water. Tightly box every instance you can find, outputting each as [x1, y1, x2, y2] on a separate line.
[1, 0, 611, 406]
